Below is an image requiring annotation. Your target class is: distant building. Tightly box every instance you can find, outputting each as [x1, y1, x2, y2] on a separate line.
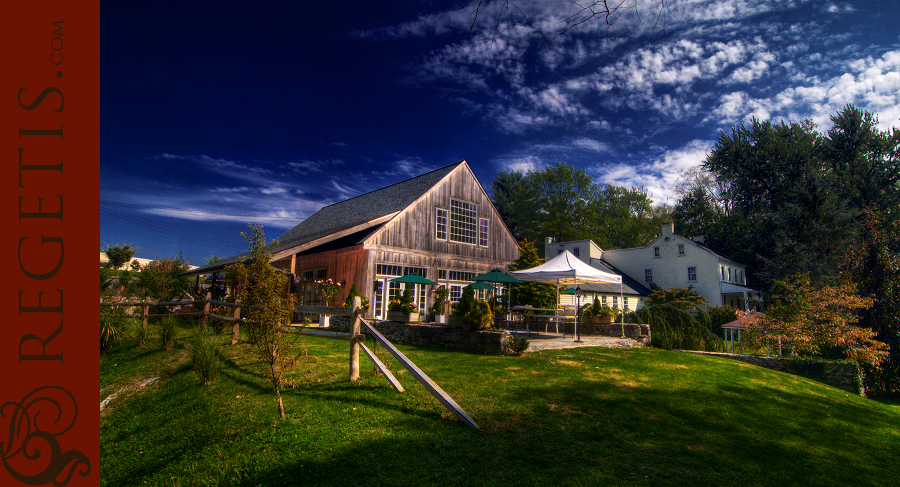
[546, 223, 756, 310]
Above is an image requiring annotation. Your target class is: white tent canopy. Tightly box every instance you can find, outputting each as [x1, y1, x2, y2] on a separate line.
[510, 250, 622, 285]
[510, 250, 626, 340]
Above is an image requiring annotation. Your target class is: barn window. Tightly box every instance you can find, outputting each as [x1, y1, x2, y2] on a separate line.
[449, 199, 478, 244]
[435, 208, 448, 240]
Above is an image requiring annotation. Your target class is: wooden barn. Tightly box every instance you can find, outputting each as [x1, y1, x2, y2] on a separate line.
[184, 160, 520, 319]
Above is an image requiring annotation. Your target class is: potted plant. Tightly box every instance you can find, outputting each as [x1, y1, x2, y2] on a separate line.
[387, 288, 420, 323]
[316, 278, 341, 326]
[429, 285, 450, 324]
[581, 297, 617, 324]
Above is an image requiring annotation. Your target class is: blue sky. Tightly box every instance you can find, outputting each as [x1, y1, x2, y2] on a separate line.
[100, 0, 900, 265]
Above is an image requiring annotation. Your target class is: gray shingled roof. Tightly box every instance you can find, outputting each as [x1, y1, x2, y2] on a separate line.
[566, 259, 652, 296]
[184, 161, 464, 276]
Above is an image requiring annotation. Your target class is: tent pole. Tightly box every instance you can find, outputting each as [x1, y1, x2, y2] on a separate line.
[620, 281, 626, 339]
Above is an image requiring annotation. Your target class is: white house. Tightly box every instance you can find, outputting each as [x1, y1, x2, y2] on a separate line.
[546, 223, 757, 311]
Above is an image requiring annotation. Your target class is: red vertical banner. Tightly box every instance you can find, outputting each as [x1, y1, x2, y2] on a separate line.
[2, 1, 100, 486]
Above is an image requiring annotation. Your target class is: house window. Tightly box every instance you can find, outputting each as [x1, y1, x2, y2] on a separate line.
[688, 266, 697, 282]
[678, 244, 685, 256]
[644, 269, 653, 284]
[573, 247, 580, 258]
[435, 208, 448, 240]
[479, 218, 489, 246]
[449, 199, 478, 244]
[654, 247, 660, 258]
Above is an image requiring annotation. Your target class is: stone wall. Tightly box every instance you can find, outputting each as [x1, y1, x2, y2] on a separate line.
[687, 351, 863, 395]
[325, 317, 511, 355]
[555, 320, 651, 345]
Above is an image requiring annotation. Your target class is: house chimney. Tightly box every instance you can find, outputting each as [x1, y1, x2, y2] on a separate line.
[662, 222, 674, 237]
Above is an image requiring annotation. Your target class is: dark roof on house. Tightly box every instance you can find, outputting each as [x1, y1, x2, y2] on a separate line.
[183, 161, 465, 276]
[567, 259, 652, 296]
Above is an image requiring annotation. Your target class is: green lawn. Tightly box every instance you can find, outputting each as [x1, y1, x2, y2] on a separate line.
[101, 321, 900, 487]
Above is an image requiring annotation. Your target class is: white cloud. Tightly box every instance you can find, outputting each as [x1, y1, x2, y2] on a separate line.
[591, 139, 715, 205]
[707, 50, 900, 130]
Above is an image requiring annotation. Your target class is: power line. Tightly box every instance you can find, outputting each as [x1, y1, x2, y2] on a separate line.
[100, 206, 247, 254]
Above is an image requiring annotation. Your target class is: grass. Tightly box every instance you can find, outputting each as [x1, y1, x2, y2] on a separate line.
[101, 319, 900, 487]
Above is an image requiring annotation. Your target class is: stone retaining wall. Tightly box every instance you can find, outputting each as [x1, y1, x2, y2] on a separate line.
[323, 316, 511, 355]
[688, 351, 863, 395]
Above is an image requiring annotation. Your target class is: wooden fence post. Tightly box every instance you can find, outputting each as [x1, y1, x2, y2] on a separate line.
[201, 291, 211, 331]
[142, 297, 149, 335]
[349, 296, 362, 381]
[231, 298, 241, 345]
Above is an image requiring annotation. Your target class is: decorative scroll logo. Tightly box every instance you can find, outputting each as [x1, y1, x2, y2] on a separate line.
[1, 386, 91, 486]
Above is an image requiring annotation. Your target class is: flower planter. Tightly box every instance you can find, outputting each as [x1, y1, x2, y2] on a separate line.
[387, 311, 419, 323]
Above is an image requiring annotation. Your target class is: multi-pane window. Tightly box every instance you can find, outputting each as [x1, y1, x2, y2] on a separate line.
[654, 247, 660, 258]
[688, 266, 697, 282]
[479, 218, 489, 246]
[678, 244, 685, 255]
[449, 199, 478, 244]
[436, 208, 448, 240]
[301, 269, 326, 280]
[447, 270, 476, 281]
[644, 269, 653, 283]
[450, 285, 463, 301]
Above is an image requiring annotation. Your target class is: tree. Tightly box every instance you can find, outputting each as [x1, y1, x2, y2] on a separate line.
[138, 253, 192, 301]
[490, 169, 529, 241]
[643, 286, 707, 311]
[103, 243, 137, 278]
[842, 211, 900, 396]
[824, 105, 900, 222]
[703, 118, 858, 288]
[226, 224, 298, 418]
[507, 240, 556, 309]
[741, 274, 887, 367]
[588, 185, 670, 249]
[490, 164, 667, 254]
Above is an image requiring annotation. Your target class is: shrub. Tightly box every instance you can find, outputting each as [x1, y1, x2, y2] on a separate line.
[508, 334, 530, 355]
[101, 306, 129, 350]
[707, 305, 738, 338]
[452, 286, 493, 329]
[159, 315, 179, 350]
[636, 304, 723, 352]
[188, 326, 220, 385]
[389, 288, 418, 314]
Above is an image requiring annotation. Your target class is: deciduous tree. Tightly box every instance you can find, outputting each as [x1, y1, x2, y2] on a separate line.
[226, 224, 298, 418]
[741, 274, 887, 367]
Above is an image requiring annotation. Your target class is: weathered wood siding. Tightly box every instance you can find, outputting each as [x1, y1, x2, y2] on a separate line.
[367, 164, 519, 263]
[273, 245, 369, 305]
